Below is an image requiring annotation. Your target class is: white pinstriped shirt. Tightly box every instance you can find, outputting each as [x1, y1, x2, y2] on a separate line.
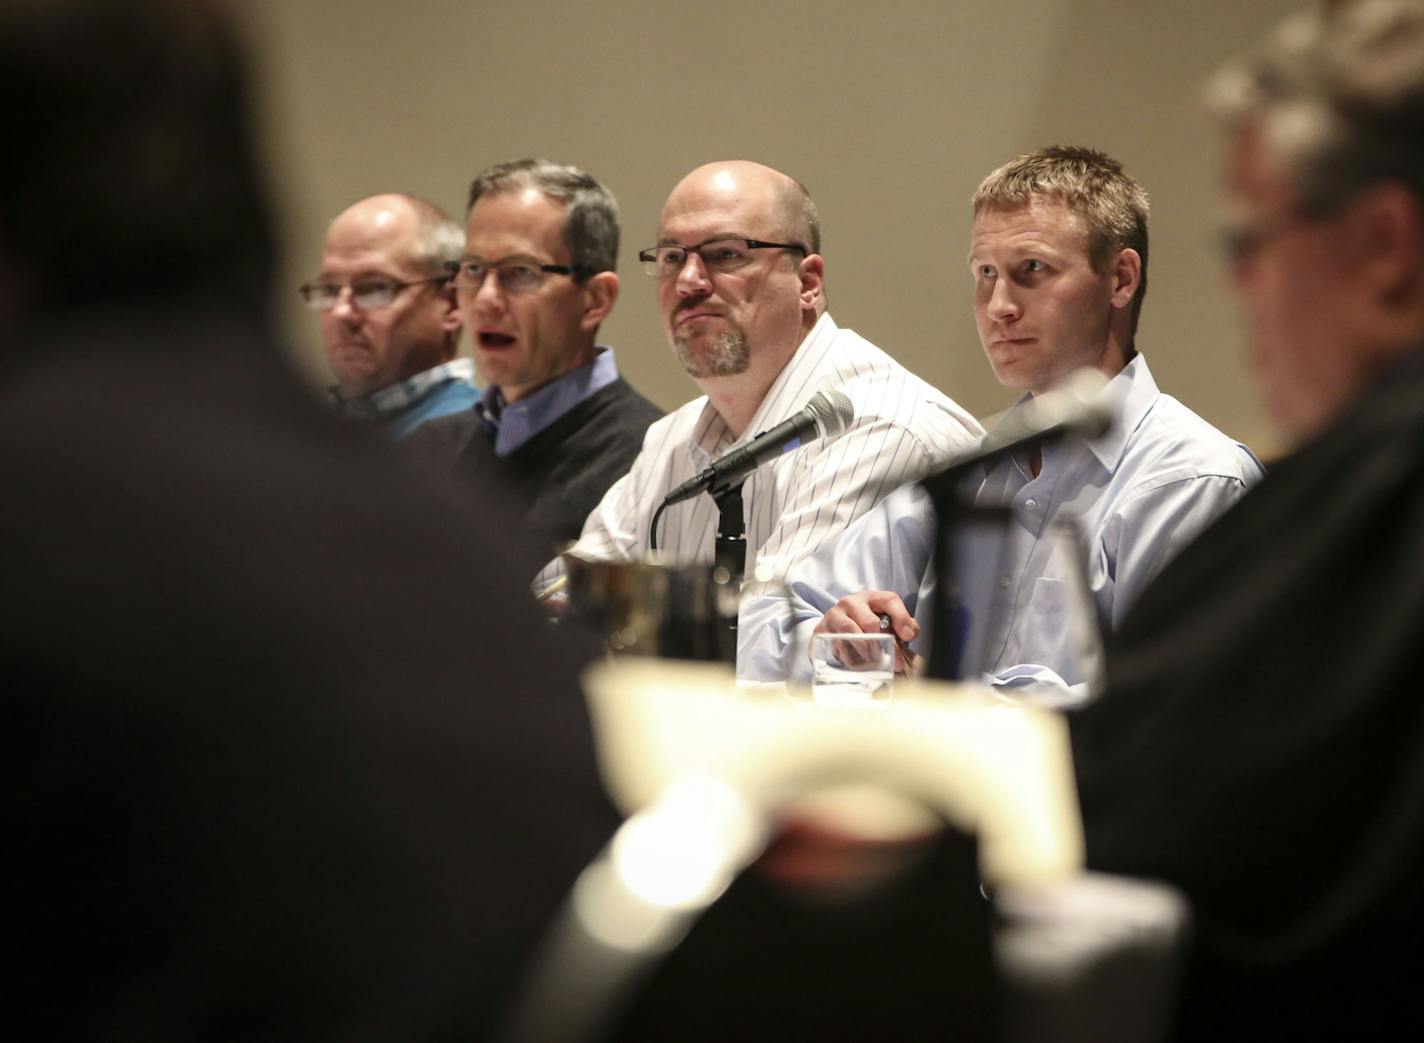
[534, 312, 982, 592]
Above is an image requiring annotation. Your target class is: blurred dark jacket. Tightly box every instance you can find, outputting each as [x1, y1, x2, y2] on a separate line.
[0, 308, 618, 1042]
[1073, 346, 1424, 1041]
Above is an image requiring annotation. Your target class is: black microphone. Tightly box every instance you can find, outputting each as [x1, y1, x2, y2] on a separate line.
[662, 388, 855, 505]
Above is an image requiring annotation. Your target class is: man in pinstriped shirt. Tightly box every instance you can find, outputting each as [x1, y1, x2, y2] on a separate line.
[535, 160, 982, 595]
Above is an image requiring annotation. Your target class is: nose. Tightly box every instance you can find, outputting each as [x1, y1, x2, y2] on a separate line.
[986, 277, 1021, 322]
[674, 251, 712, 297]
[331, 286, 362, 323]
[470, 269, 506, 315]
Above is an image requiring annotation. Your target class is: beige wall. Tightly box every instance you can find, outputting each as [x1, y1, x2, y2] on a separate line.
[239, 0, 1306, 457]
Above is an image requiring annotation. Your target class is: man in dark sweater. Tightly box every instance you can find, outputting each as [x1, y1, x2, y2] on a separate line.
[406, 159, 662, 554]
[1072, 2, 1424, 1038]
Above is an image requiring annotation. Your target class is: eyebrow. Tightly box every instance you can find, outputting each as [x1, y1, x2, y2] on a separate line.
[314, 269, 402, 282]
[967, 240, 1065, 265]
[458, 253, 547, 265]
[655, 233, 743, 247]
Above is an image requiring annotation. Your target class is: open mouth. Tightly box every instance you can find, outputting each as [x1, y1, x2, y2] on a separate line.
[479, 332, 516, 348]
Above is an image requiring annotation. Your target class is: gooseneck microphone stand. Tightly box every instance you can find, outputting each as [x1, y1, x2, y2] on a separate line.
[645, 479, 747, 666]
[711, 480, 747, 664]
[711, 479, 747, 585]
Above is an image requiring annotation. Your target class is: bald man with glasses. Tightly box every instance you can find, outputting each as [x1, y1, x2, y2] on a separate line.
[536, 159, 981, 600]
[405, 158, 661, 554]
[303, 193, 477, 439]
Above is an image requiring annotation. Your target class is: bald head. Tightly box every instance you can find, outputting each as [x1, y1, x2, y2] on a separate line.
[654, 161, 826, 409]
[325, 194, 463, 274]
[663, 162, 820, 256]
[315, 193, 462, 399]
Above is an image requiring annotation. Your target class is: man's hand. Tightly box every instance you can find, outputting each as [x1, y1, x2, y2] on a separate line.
[814, 590, 920, 675]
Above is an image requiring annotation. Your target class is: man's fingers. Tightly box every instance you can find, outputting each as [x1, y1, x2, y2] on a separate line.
[832, 637, 873, 666]
[814, 592, 917, 672]
[894, 645, 920, 676]
[864, 591, 918, 642]
[826, 591, 898, 634]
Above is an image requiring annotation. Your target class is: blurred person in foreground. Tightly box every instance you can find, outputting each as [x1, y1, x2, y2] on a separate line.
[535, 159, 982, 594]
[738, 146, 1263, 694]
[407, 159, 662, 552]
[304, 193, 477, 439]
[0, 1, 616, 1039]
[1072, 1, 1424, 1037]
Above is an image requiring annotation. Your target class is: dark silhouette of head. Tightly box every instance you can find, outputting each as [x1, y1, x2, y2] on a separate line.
[0, 0, 275, 324]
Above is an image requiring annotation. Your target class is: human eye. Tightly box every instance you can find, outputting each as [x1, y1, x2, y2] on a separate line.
[973, 263, 996, 280]
[657, 247, 687, 273]
[352, 280, 398, 308]
[458, 260, 487, 281]
[703, 241, 750, 270]
[302, 282, 340, 309]
[500, 263, 542, 292]
[1023, 258, 1047, 274]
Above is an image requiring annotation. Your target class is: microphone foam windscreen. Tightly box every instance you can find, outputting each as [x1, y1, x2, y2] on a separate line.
[808, 388, 855, 438]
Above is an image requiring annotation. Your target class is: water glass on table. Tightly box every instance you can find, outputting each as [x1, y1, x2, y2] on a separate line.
[810, 632, 896, 707]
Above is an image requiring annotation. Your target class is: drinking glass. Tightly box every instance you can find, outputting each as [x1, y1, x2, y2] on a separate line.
[810, 632, 896, 707]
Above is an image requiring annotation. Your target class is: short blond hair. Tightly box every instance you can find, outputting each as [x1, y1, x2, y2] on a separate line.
[973, 145, 1150, 335]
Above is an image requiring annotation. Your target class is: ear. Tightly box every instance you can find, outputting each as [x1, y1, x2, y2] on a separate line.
[580, 270, 619, 332]
[1108, 248, 1142, 311]
[437, 281, 462, 335]
[798, 253, 825, 314]
[1344, 182, 1424, 302]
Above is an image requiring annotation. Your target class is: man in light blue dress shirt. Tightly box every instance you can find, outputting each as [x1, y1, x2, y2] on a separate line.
[739, 147, 1264, 696]
[303, 193, 478, 440]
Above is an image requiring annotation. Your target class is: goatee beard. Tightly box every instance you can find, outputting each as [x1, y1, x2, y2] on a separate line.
[675, 327, 751, 378]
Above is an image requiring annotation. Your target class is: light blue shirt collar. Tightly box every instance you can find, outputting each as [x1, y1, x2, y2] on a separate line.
[1079, 353, 1157, 472]
[996, 353, 1159, 476]
[481, 347, 620, 456]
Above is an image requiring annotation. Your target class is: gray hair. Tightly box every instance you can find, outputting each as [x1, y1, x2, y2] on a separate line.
[404, 195, 463, 273]
[1207, 0, 1424, 213]
[466, 158, 618, 279]
[973, 145, 1150, 336]
[777, 175, 821, 256]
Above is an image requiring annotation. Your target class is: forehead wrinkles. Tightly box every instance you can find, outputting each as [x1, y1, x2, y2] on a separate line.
[321, 231, 424, 277]
[318, 252, 417, 280]
[969, 204, 1090, 264]
[660, 177, 782, 240]
[463, 228, 564, 263]
[658, 205, 744, 244]
[466, 198, 570, 260]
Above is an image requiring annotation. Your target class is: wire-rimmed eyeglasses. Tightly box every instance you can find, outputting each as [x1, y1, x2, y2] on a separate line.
[452, 258, 592, 295]
[298, 275, 449, 311]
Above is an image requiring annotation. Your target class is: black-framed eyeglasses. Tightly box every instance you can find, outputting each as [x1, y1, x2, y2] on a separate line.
[452, 258, 591, 295]
[639, 237, 808, 277]
[298, 275, 448, 311]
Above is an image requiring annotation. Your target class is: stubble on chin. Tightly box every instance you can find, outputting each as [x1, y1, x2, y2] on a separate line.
[674, 328, 751, 379]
